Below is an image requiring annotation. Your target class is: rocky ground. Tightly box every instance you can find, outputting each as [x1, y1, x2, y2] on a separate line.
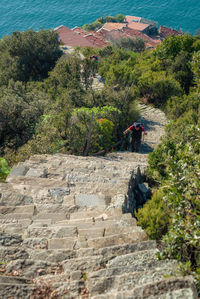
[0, 103, 198, 298]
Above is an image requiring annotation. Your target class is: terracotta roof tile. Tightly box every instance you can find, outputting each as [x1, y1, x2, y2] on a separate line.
[54, 25, 95, 47]
[127, 22, 150, 31]
[102, 22, 126, 31]
[72, 27, 108, 48]
[159, 26, 183, 38]
[125, 15, 141, 23]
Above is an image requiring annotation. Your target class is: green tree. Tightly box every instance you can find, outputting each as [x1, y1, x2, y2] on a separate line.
[0, 29, 62, 85]
[0, 80, 50, 153]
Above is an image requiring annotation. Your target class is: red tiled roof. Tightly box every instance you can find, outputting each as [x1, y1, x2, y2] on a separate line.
[159, 26, 183, 38]
[125, 16, 141, 23]
[127, 22, 150, 31]
[72, 27, 108, 48]
[104, 30, 128, 42]
[54, 25, 95, 47]
[103, 28, 160, 49]
[102, 22, 126, 31]
[122, 27, 161, 48]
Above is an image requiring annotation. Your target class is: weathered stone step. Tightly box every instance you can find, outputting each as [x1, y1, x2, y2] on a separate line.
[33, 212, 67, 221]
[61, 249, 159, 275]
[107, 249, 158, 268]
[4, 258, 63, 279]
[88, 259, 178, 281]
[86, 268, 177, 295]
[0, 276, 31, 284]
[0, 232, 23, 246]
[0, 283, 35, 299]
[26, 225, 78, 238]
[1, 240, 157, 265]
[26, 222, 138, 239]
[90, 276, 198, 299]
[69, 207, 122, 220]
[0, 213, 33, 220]
[82, 230, 148, 249]
[47, 228, 147, 250]
[0, 205, 35, 215]
[62, 254, 104, 275]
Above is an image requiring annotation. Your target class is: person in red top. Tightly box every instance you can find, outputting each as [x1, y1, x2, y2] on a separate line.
[123, 123, 147, 153]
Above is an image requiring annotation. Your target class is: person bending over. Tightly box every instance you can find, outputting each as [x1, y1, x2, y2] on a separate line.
[123, 123, 147, 153]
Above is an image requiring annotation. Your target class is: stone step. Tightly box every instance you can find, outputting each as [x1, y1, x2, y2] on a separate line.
[55, 214, 136, 228]
[107, 248, 158, 268]
[83, 231, 148, 249]
[61, 249, 159, 275]
[0, 205, 35, 215]
[78, 225, 140, 239]
[62, 254, 104, 275]
[86, 267, 177, 295]
[69, 207, 122, 220]
[4, 258, 63, 279]
[1, 240, 157, 265]
[0, 213, 33, 220]
[90, 276, 197, 299]
[26, 225, 78, 238]
[0, 283, 35, 299]
[47, 228, 147, 250]
[0, 232, 23, 247]
[0, 276, 31, 284]
[33, 212, 67, 221]
[88, 259, 178, 281]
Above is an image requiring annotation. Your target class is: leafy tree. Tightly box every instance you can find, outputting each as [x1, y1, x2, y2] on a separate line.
[0, 29, 62, 85]
[136, 189, 170, 240]
[0, 80, 50, 153]
[114, 37, 145, 53]
[137, 70, 182, 106]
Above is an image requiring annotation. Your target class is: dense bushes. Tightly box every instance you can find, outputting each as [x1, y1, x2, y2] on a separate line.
[136, 57, 200, 289]
[0, 29, 62, 85]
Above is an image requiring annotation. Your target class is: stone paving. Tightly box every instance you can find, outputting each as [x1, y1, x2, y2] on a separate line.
[0, 104, 198, 298]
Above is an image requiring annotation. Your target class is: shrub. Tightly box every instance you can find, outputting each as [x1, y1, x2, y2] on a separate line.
[135, 189, 170, 240]
[0, 158, 11, 181]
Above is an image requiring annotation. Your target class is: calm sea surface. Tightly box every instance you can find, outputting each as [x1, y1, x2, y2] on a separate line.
[0, 0, 199, 38]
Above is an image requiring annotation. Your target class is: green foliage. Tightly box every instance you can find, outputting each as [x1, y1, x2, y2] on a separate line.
[97, 118, 114, 150]
[113, 37, 145, 53]
[155, 34, 198, 60]
[191, 50, 200, 90]
[98, 48, 137, 87]
[68, 106, 120, 154]
[0, 29, 62, 85]
[0, 80, 50, 153]
[0, 158, 11, 181]
[136, 189, 170, 240]
[82, 14, 125, 31]
[137, 70, 182, 106]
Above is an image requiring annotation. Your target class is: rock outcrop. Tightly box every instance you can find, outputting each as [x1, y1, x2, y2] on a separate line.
[0, 104, 198, 298]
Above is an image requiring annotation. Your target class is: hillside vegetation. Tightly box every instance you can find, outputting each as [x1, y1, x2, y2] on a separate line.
[0, 27, 199, 291]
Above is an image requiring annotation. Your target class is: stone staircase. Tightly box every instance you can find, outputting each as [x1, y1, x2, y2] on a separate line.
[0, 105, 198, 298]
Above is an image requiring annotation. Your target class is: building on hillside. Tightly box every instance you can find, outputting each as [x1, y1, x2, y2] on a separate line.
[159, 26, 183, 39]
[55, 25, 98, 48]
[124, 15, 158, 35]
[122, 27, 161, 48]
[72, 27, 108, 48]
[99, 22, 127, 32]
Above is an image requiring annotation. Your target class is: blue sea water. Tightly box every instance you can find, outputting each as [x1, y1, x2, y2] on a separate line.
[0, 0, 199, 38]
